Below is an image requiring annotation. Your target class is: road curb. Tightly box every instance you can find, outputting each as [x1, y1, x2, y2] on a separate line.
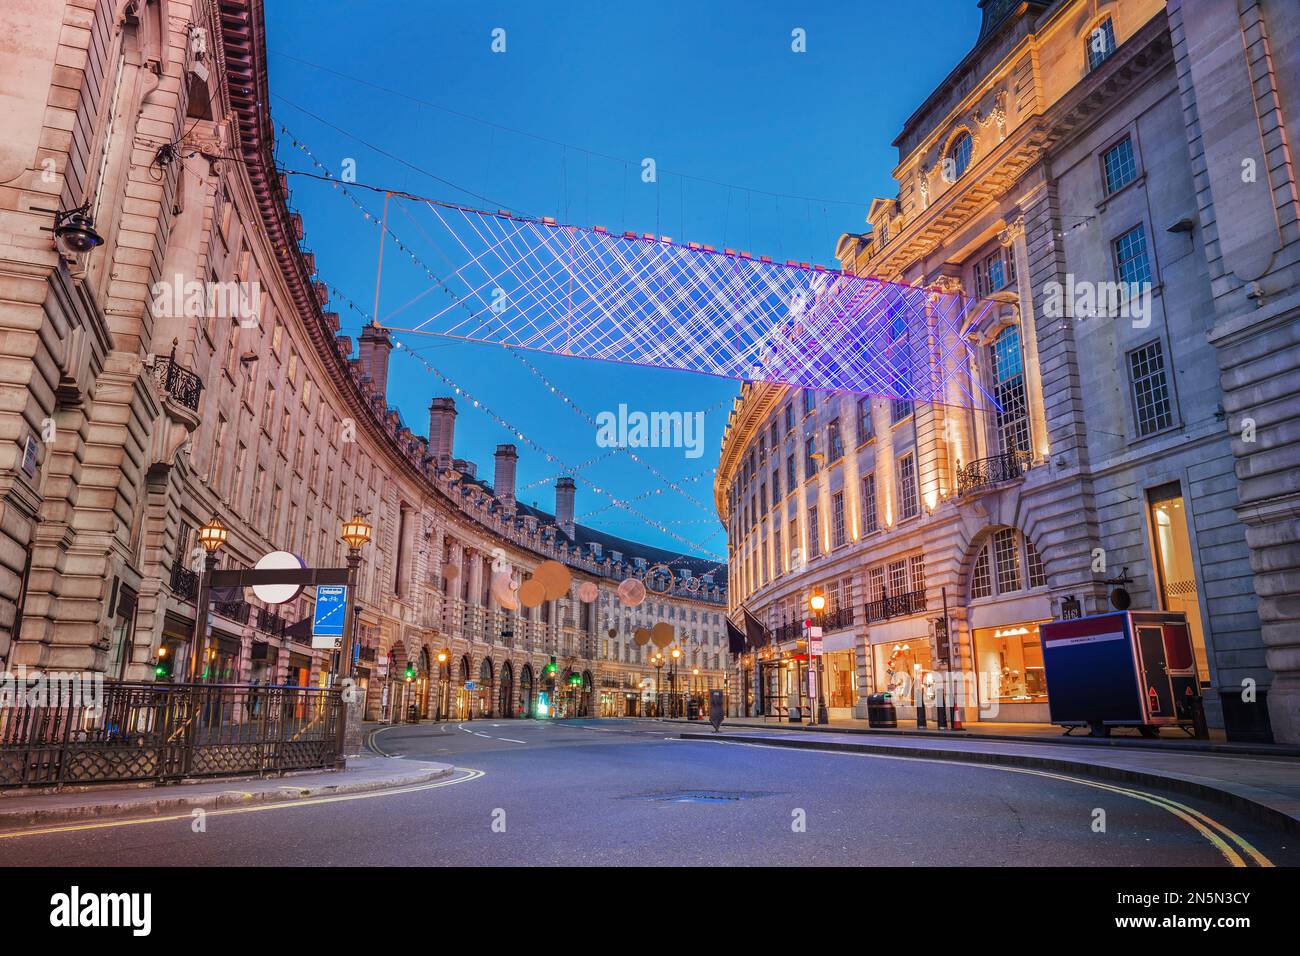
[681, 731, 1300, 836]
[655, 718, 1300, 758]
[0, 759, 454, 833]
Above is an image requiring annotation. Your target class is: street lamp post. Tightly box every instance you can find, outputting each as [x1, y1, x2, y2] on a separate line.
[651, 652, 664, 716]
[436, 649, 448, 720]
[187, 518, 228, 683]
[809, 590, 829, 725]
[338, 513, 373, 684]
[670, 646, 681, 717]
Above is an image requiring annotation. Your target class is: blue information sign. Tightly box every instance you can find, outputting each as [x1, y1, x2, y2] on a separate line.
[312, 584, 347, 648]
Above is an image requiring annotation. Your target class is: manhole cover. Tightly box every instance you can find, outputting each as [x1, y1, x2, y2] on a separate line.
[628, 789, 770, 804]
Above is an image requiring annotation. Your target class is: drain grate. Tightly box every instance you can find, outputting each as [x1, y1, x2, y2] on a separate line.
[629, 789, 770, 804]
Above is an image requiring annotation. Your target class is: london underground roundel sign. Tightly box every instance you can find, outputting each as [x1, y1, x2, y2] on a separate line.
[251, 551, 304, 605]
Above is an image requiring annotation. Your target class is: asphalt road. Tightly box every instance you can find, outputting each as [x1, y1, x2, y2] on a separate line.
[2, 718, 1294, 866]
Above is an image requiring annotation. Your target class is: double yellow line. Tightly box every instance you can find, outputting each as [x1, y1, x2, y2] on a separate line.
[0, 767, 485, 841]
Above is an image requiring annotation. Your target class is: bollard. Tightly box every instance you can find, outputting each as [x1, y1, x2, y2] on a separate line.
[916, 692, 927, 729]
[935, 684, 948, 729]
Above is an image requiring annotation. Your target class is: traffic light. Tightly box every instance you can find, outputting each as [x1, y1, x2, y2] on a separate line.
[404, 661, 415, 682]
[546, 656, 556, 675]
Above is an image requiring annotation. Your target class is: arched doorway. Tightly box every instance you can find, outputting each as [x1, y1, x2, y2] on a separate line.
[519, 664, 534, 718]
[499, 662, 514, 718]
[478, 658, 495, 718]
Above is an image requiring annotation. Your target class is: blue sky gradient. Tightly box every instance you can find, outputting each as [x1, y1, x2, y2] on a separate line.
[263, 0, 983, 557]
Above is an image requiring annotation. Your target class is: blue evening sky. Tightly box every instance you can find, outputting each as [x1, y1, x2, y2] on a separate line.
[262, 0, 983, 560]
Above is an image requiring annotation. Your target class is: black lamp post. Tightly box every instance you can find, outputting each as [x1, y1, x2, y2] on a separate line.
[809, 589, 829, 725]
[338, 513, 374, 684]
[187, 518, 228, 683]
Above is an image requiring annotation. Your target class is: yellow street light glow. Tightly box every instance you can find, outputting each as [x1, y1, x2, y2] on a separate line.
[340, 514, 374, 550]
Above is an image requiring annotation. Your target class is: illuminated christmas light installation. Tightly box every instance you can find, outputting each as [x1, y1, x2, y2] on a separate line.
[404, 203, 999, 408]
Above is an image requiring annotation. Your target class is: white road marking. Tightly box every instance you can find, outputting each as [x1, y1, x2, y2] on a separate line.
[497, 737, 526, 744]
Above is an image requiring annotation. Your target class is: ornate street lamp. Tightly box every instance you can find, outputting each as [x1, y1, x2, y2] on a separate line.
[436, 649, 449, 721]
[337, 513, 373, 683]
[809, 589, 828, 725]
[187, 517, 228, 682]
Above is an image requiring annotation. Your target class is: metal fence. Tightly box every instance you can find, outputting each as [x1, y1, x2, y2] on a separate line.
[0, 681, 343, 789]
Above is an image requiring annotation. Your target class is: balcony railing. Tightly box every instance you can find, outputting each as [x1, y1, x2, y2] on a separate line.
[821, 604, 855, 631]
[956, 451, 1031, 496]
[153, 354, 204, 413]
[864, 589, 927, 624]
[170, 562, 198, 602]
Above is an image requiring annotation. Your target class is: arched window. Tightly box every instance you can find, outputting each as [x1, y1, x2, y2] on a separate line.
[946, 131, 973, 181]
[969, 528, 1046, 600]
[990, 325, 1031, 455]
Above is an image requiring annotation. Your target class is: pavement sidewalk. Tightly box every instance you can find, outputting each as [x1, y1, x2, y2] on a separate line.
[658, 714, 1300, 757]
[676, 723, 1300, 834]
[0, 753, 453, 832]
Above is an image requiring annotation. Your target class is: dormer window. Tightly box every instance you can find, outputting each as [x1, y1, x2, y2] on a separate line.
[1086, 17, 1116, 72]
[946, 131, 973, 182]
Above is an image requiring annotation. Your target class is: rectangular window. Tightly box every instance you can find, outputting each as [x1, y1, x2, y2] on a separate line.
[856, 396, 872, 444]
[891, 398, 913, 424]
[827, 418, 844, 461]
[773, 526, 782, 577]
[896, 453, 919, 520]
[786, 453, 796, 490]
[861, 473, 878, 534]
[867, 567, 885, 602]
[1102, 136, 1137, 194]
[805, 436, 818, 477]
[759, 483, 768, 514]
[807, 506, 820, 557]
[771, 467, 781, 503]
[1113, 224, 1152, 289]
[784, 404, 794, 432]
[908, 554, 925, 596]
[888, 560, 907, 598]
[974, 248, 1016, 298]
[1086, 17, 1117, 71]
[789, 519, 799, 567]
[1128, 340, 1175, 436]
[971, 547, 992, 598]
[802, 389, 815, 415]
[831, 492, 846, 548]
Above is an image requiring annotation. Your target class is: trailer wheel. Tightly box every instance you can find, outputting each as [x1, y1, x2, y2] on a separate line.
[1088, 720, 1110, 737]
[1137, 725, 1160, 738]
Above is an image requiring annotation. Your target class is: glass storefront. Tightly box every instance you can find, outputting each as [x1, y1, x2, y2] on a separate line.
[972, 621, 1049, 703]
[824, 649, 857, 708]
[872, 640, 934, 705]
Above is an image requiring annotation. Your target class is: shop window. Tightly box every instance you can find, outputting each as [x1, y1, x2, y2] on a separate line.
[825, 649, 857, 708]
[1148, 484, 1210, 681]
[973, 622, 1049, 703]
[874, 640, 934, 704]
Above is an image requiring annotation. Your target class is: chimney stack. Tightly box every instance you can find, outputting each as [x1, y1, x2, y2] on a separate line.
[357, 323, 393, 397]
[494, 444, 518, 512]
[428, 396, 457, 467]
[555, 477, 576, 539]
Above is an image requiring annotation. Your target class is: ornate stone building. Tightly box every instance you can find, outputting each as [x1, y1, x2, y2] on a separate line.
[0, 0, 726, 720]
[718, 0, 1298, 741]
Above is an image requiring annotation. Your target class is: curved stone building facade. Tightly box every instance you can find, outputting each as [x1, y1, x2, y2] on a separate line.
[719, 0, 1298, 741]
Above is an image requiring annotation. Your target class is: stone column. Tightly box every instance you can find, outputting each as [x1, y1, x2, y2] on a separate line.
[1000, 215, 1050, 462]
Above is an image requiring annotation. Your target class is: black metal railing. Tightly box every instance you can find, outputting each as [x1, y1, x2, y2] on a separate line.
[773, 621, 801, 644]
[170, 561, 198, 602]
[956, 451, 1031, 495]
[153, 355, 203, 413]
[821, 605, 855, 631]
[864, 589, 927, 623]
[0, 681, 343, 788]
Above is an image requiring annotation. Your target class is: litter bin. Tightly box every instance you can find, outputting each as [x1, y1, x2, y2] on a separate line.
[867, 692, 897, 728]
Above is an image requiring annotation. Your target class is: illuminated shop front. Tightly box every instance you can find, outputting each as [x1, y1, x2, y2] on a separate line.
[758, 649, 811, 719]
[821, 628, 859, 718]
[870, 636, 935, 716]
[971, 620, 1050, 721]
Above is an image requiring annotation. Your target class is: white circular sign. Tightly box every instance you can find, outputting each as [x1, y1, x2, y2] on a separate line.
[251, 551, 305, 605]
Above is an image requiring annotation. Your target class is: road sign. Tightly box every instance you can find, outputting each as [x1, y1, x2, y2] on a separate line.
[311, 584, 347, 649]
[810, 638, 823, 656]
[252, 551, 305, 605]
[465, 680, 476, 690]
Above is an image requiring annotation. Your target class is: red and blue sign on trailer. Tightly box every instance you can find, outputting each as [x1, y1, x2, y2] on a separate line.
[1040, 611, 1197, 737]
